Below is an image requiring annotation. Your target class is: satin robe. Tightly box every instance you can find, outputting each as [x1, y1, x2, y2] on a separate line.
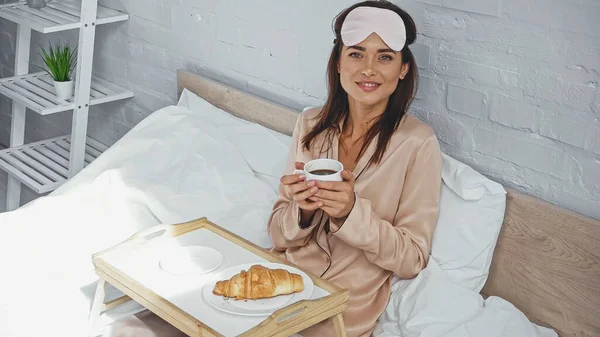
[268, 107, 443, 337]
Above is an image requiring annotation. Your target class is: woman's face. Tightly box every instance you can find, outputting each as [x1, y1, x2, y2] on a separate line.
[338, 32, 409, 108]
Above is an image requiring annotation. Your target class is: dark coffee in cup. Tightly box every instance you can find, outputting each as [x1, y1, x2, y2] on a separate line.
[309, 169, 337, 176]
[295, 158, 343, 181]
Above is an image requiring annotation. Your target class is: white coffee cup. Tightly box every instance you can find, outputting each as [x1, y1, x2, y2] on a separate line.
[295, 158, 344, 182]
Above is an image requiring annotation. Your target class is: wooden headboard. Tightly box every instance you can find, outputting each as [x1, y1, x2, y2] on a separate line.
[176, 69, 600, 337]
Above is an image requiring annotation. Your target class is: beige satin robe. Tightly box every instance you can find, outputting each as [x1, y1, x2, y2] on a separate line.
[268, 107, 443, 337]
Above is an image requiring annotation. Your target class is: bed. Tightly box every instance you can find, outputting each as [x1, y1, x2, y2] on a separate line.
[0, 69, 598, 337]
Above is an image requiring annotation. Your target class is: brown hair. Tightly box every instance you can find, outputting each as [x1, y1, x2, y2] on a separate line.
[301, 0, 419, 167]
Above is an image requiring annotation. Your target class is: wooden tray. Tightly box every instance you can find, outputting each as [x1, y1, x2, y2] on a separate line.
[91, 217, 349, 337]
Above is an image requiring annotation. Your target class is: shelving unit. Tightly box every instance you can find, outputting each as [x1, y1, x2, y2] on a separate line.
[0, 0, 133, 211]
[0, 0, 129, 33]
[0, 71, 133, 115]
[0, 135, 107, 193]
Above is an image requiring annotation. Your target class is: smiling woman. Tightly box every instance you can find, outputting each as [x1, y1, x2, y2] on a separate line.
[301, 1, 419, 169]
[268, 1, 442, 337]
[108, 2, 440, 337]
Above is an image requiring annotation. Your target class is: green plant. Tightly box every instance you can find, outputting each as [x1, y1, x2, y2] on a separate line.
[39, 41, 77, 82]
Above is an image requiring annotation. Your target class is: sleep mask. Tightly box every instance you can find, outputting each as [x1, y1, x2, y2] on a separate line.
[340, 6, 406, 52]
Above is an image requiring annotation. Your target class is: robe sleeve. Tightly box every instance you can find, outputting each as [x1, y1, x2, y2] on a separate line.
[328, 134, 443, 278]
[268, 114, 323, 251]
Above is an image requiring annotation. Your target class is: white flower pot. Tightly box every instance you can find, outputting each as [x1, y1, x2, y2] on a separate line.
[26, 0, 46, 9]
[54, 79, 74, 100]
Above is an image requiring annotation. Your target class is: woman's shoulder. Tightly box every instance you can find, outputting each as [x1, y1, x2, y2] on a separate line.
[387, 113, 441, 165]
[300, 106, 323, 122]
[396, 113, 438, 144]
[293, 106, 323, 132]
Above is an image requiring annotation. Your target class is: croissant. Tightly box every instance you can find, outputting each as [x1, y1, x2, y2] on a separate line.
[212, 264, 304, 300]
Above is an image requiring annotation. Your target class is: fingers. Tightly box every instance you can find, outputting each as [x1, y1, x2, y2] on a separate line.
[314, 180, 340, 191]
[314, 195, 346, 209]
[280, 173, 303, 186]
[319, 198, 344, 209]
[280, 162, 307, 185]
[293, 183, 319, 202]
[298, 199, 322, 211]
[312, 189, 348, 202]
[297, 187, 323, 211]
[282, 166, 354, 215]
[340, 169, 355, 182]
[315, 180, 352, 192]
[289, 179, 318, 195]
[308, 196, 319, 202]
[284, 175, 321, 210]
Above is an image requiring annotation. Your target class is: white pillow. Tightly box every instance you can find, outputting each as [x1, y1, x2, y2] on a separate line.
[373, 257, 558, 337]
[177, 89, 292, 182]
[177, 88, 251, 126]
[432, 153, 506, 292]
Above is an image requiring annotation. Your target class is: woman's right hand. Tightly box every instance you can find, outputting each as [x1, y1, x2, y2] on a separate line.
[280, 162, 324, 213]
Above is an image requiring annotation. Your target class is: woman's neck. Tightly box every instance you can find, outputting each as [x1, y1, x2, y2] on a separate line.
[344, 98, 388, 140]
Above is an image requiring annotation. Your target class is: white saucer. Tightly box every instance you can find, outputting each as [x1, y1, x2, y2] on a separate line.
[158, 245, 223, 277]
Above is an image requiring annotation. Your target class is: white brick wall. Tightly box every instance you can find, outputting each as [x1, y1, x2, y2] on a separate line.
[446, 84, 487, 119]
[490, 93, 538, 132]
[0, 0, 598, 219]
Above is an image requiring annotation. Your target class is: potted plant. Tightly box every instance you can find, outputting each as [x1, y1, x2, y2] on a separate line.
[39, 42, 77, 100]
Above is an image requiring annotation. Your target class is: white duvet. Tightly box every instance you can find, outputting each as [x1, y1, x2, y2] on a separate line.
[0, 104, 556, 337]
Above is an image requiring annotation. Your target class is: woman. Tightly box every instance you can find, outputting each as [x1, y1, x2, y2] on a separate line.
[269, 1, 442, 337]
[109, 1, 441, 337]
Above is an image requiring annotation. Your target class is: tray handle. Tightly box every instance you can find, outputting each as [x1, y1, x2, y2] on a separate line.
[271, 299, 313, 324]
[242, 296, 337, 336]
[92, 219, 208, 259]
[124, 218, 207, 244]
[124, 224, 171, 244]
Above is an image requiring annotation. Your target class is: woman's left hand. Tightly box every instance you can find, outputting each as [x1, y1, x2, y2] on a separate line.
[310, 170, 356, 219]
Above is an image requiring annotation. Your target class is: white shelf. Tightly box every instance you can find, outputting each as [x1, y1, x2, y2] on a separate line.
[0, 71, 133, 115]
[0, 135, 107, 194]
[0, 0, 129, 33]
[2, 0, 133, 211]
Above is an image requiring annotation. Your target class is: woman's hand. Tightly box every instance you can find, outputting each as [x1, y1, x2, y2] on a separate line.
[280, 162, 323, 212]
[311, 170, 356, 219]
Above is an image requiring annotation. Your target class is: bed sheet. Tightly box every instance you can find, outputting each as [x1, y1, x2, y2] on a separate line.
[0, 104, 557, 337]
[0, 104, 288, 337]
[374, 258, 557, 337]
